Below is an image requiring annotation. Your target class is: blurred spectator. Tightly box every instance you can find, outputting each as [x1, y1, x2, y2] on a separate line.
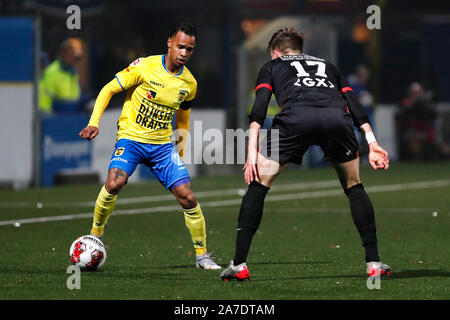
[39, 38, 89, 114]
[247, 90, 279, 129]
[396, 82, 450, 161]
[348, 64, 375, 158]
[193, 59, 223, 108]
[40, 51, 50, 71]
[348, 64, 375, 126]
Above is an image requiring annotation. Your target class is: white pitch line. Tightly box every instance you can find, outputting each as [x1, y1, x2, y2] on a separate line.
[0, 180, 339, 208]
[0, 179, 449, 227]
[276, 207, 441, 213]
[265, 179, 450, 202]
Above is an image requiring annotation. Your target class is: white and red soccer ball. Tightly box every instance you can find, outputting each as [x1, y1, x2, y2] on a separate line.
[69, 235, 107, 271]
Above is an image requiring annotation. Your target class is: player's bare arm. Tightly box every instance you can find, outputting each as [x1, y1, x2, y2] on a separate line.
[246, 60, 274, 184]
[244, 121, 261, 185]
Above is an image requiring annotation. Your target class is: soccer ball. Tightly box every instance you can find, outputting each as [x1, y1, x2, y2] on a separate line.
[69, 235, 107, 271]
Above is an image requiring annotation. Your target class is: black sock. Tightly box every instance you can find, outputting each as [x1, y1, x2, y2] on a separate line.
[233, 181, 269, 265]
[345, 183, 380, 262]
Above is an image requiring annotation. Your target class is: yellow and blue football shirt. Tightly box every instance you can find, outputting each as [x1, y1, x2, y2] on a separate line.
[111, 54, 197, 144]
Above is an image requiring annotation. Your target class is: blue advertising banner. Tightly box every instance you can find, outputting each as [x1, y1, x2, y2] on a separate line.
[0, 18, 34, 82]
[41, 114, 92, 186]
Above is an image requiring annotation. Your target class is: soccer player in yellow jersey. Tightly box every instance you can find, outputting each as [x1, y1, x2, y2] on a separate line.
[79, 22, 221, 270]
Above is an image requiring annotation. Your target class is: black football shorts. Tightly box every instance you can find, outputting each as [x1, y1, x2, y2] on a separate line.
[259, 106, 359, 165]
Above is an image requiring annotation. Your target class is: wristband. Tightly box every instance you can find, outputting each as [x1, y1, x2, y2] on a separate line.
[365, 132, 376, 144]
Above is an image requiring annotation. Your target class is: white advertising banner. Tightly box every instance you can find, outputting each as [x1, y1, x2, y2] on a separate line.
[0, 84, 34, 189]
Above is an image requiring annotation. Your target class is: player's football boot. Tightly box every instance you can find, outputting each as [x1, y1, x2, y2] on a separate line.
[220, 261, 250, 281]
[196, 252, 222, 270]
[366, 261, 391, 276]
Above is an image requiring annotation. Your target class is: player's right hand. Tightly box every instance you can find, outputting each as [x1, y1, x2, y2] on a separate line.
[243, 149, 259, 185]
[79, 126, 99, 140]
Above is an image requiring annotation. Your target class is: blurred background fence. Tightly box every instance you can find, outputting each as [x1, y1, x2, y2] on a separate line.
[1, 0, 449, 189]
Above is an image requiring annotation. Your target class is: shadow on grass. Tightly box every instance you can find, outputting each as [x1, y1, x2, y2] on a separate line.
[0, 265, 191, 282]
[250, 274, 367, 282]
[0, 265, 72, 275]
[6, 264, 446, 284]
[251, 261, 330, 266]
[158, 260, 330, 270]
[249, 269, 450, 282]
[384, 269, 450, 280]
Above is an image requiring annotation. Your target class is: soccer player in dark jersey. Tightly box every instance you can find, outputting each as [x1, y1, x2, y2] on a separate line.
[221, 28, 390, 281]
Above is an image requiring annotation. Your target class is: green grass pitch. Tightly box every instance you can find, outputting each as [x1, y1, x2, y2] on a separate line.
[0, 161, 449, 300]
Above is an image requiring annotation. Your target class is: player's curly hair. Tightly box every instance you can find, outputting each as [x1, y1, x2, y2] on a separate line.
[267, 27, 304, 53]
[170, 22, 197, 38]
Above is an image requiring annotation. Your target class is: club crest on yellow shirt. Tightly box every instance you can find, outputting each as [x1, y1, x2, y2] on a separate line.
[178, 90, 188, 102]
[114, 147, 125, 156]
[146, 90, 157, 99]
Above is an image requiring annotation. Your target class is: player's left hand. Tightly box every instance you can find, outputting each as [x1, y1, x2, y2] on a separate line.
[368, 142, 389, 170]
